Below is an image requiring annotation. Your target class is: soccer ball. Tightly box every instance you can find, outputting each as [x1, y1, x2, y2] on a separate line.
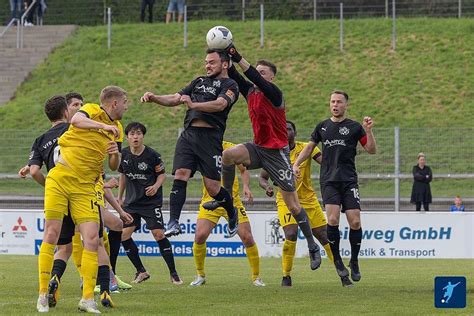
[206, 26, 233, 50]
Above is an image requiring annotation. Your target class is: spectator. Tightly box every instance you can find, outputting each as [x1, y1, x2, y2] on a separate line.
[9, 0, 23, 21]
[450, 196, 465, 212]
[166, 0, 184, 23]
[140, 0, 155, 23]
[410, 152, 432, 212]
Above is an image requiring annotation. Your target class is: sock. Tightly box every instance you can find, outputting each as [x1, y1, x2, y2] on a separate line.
[221, 163, 235, 194]
[122, 238, 146, 273]
[157, 238, 176, 274]
[102, 230, 110, 256]
[323, 243, 334, 263]
[192, 242, 206, 276]
[293, 208, 317, 250]
[245, 244, 260, 281]
[72, 232, 83, 276]
[169, 179, 187, 222]
[210, 187, 235, 219]
[97, 265, 110, 294]
[81, 249, 98, 300]
[327, 225, 342, 262]
[282, 240, 296, 277]
[51, 259, 67, 281]
[108, 230, 122, 273]
[349, 228, 362, 262]
[38, 242, 55, 294]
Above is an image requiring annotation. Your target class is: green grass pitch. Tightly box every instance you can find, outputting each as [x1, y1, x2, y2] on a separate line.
[0, 256, 472, 315]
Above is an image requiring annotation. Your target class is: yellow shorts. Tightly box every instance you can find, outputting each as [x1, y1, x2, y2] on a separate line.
[197, 203, 249, 225]
[44, 163, 100, 225]
[95, 184, 105, 208]
[277, 200, 327, 229]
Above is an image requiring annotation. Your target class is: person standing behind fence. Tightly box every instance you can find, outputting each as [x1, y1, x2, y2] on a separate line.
[410, 152, 432, 212]
[140, 0, 155, 23]
[166, 0, 184, 23]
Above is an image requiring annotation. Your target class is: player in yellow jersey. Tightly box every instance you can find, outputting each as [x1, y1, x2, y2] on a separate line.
[259, 121, 353, 287]
[190, 141, 265, 287]
[37, 86, 128, 313]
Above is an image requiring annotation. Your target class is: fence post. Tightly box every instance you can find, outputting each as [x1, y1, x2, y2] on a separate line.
[458, 0, 462, 18]
[385, 0, 389, 18]
[107, 7, 111, 49]
[260, 3, 264, 48]
[183, 5, 188, 48]
[242, 0, 245, 21]
[313, 0, 317, 20]
[392, 0, 396, 51]
[394, 127, 400, 212]
[339, 3, 343, 52]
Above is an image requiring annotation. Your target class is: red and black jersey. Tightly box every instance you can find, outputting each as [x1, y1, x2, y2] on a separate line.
[229, 65, 288, 149]
[311, 118, 367, 183]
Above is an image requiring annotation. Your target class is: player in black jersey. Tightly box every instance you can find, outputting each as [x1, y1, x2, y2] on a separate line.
[140, 49, 240, 238]
[293, 91, 376, 285]
[118, 122, 183, 285]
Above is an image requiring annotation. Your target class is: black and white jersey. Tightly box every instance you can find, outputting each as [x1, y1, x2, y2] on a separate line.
[118, 145, 165, 212]
[311, 118, 367, 183]
[179, 76, 239, 132]
[28, 123, 70, 172]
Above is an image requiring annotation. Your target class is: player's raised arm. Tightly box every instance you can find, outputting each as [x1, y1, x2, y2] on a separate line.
[361, 116, 376, 154]
[140, 92, 182, 107]
[226, 44, 283, 107]
[293, 141, 317, 177]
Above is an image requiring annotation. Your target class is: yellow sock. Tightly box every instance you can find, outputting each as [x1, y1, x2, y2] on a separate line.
[245, 244, 260, 281]
[323, 243, 334, 263]
[282, 240, 296, 277]
[38, 242, 56, 294]
[72, 232, 83, 276]
[192, 242, 206, 276]
[102, 230, 110, 256]
[81, 249, 98, 300]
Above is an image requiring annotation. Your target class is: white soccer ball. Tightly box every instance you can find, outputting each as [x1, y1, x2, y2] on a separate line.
[206, 26, 233, 50]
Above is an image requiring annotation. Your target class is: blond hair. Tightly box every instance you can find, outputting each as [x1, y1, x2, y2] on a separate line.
[100, 86, 127, 105]
[417, 152, 425, 159]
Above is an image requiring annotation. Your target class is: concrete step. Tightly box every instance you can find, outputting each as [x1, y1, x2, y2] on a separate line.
[0, 25, 77, 106]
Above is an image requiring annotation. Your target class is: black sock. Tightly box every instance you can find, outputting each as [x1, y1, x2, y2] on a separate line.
[211, 187, 235, 219]
[327, 225, 342, 261]
[169, 179, 187, 222]
[108, 230, 122, 273]
[423, 203, 430, 212]
[349, 228, 362, 262]
[157, 238, 176, 274]
[416, 202, 421, 211]
[122, 238, 146, 273]
[97, 265, 110, 294]
[293, 208, 317, 250]
[221, 164, 235, 195]
[51, 259, 67, 281]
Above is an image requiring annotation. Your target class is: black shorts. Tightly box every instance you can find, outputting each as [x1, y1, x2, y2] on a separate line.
[244, 142, 295, 192]
[57, 209, 104, 245]
[124, 207, 164, 231]
[321, 181, 361, 212]
[172, 127, 223, 181]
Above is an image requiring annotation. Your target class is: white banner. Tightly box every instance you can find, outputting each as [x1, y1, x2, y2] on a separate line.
[0, 209, 472, 259]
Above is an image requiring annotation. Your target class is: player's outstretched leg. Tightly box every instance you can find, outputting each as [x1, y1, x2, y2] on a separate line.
[294, 208, 321, 270]
[165, 179, 188, 237]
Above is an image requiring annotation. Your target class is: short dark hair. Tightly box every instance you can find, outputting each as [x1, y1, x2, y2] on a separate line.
[331, 90, 349, 102]
[44, 95, 68, 122]
[286, 120, 296, 133]
[65, 92, 83, 105]
[125, 122, 147, 136]
[256, 60, 277, 75]
[206, 48, 230, 63]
